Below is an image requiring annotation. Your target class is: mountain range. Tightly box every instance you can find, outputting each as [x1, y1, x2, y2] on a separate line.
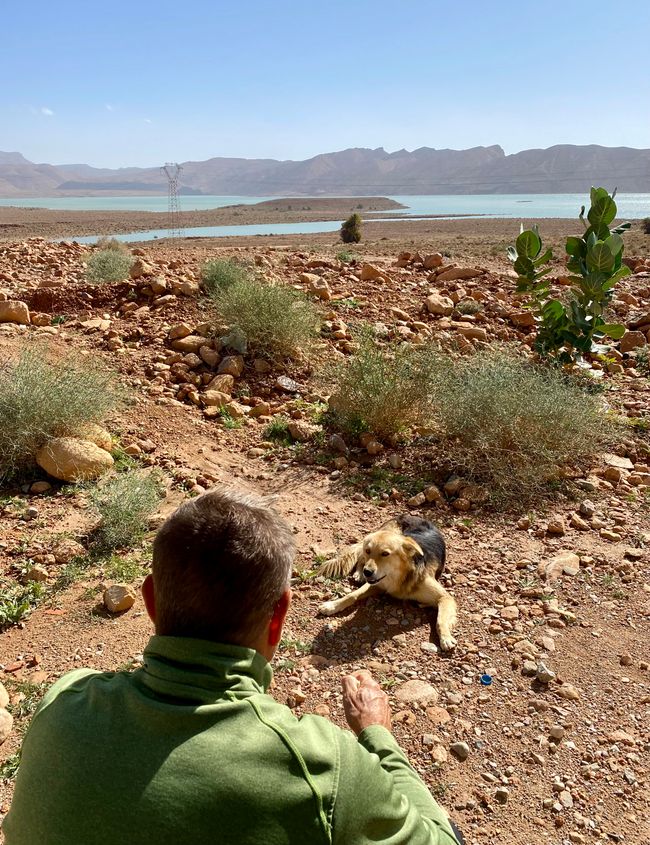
[1, 144, 649, 197]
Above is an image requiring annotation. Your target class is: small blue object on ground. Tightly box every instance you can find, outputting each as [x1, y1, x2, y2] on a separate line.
[480, 674, 492, 686]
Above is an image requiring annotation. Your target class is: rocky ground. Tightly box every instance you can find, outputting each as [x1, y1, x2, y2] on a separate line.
[0, 222, 649, 845]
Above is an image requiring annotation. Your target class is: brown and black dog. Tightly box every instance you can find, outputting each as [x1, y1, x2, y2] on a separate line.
[317, 514, 457, 651]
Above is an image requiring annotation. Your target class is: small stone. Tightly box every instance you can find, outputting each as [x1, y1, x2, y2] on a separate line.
[426, 706, 451, 725]
[420, 642, 438, 655]
[25, 565, 49, 582]
[407, 492, 426, 508]
[0, 684, 9, 710]
[394, 680, 438, 705]
[288, 688, 307, 707]
[313, 703, 330, 717]
[579, 500, 596, 518]
[430, 745, 448, 764]
[541, 552, 580, 581]
[29, 481, 52, 494]
[559, 790, 573, 809]
[103, 584, 136, 613]
[619, 653, 633, 666]
[423, 484, 444, 505]
[600, 528, 622, 542]
[53, 538, 86, 564]
[425, 293, 454, 316]
[570, 513, 590, 531]
[0, 708, 13, 744]
[547, 517, 566, 536]
[450, 741, 470, 761]
[549, 724, 565, 740]
[495, 787, 510, 804]
[536, 662, 556, 683]
[217, 355, 244, 377]
[557, 683, 581, 701]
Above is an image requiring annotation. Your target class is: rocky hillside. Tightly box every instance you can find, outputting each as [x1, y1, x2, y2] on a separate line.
[2, 144, 650, 196]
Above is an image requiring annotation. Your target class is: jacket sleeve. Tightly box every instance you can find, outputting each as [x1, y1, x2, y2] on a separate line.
[332, 724, 460, 845]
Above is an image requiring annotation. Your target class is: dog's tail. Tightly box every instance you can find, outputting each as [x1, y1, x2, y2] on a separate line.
[316, 543, 363, 579]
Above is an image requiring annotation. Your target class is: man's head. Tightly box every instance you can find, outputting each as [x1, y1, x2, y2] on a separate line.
[143, 487, 294, 655]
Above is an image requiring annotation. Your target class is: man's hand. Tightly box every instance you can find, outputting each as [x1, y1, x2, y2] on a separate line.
[341, 670, 391, 735]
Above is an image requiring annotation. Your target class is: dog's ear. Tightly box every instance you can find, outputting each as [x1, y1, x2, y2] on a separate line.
[402, 537, 425, 566]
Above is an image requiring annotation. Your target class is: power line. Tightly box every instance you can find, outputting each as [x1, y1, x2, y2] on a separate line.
[161, 163, 184, 237]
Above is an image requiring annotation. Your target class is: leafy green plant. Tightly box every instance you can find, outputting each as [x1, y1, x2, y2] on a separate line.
[0, 753, 21, 781]
[201, 259, 251, 295]
[88, 471, 163, 553]
[264, 416, 292, 444]
[326, 335, 438, 438]
[209, 278, 318, 360]
[340, 213, 362, 244]
[336, 249, 358, 263]
[86, 249, 134, 283]
[0, 582, 44, 630]
[508, 187, 630, 363]
[0, 345, 122, 483]
[217, 408, 243, 430]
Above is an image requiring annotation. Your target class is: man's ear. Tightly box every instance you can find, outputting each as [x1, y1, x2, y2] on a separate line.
[268, 588, 291, 648]
[142, 574, 156, 623]
[402, 537, 425, 566]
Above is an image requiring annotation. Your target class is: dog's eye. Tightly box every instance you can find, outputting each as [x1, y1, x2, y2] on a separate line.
[381, 550, 390, 556]
[365, 548, 371, 555]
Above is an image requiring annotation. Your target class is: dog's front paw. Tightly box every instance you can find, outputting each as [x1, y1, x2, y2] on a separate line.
[318, 600, 340, 617]
[439, 633, 457, 652]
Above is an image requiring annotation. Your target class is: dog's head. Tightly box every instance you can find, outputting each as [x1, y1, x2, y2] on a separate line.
[359, 529, 425, 588]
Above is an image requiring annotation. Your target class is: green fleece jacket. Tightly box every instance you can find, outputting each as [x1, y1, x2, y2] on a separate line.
[4, 636, 459, 845]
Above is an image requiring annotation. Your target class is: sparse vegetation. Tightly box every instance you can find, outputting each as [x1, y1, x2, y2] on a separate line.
[0, 582, 44, 630]
[210, 278, 318, 360]
[95, 236, 129, 253]
[455, 299, 483, 315]
[340, 213, 362, 244]
[0, 345, 122, 483]
[88, 471, 163, 553]
[327, 336, 438, 438]
[264, 416, 292, 444]
[201, 258, 251, 295]
[86, 248, 134, 283]
[336, 249, 358, 263]
[429, 346, 615, 503]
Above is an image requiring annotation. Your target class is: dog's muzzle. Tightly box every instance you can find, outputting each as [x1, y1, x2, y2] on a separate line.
[364, 573, 386, 584]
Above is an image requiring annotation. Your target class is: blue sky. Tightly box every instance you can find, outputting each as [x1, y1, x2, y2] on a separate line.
[2, 0, 649, 167]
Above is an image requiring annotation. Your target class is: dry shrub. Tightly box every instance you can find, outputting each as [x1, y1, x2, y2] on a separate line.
[201, 258, 251, 295]
[340, 213, 362, 244]
[0, 345, 122, 483]
[430, 347, 615, 503]
[210, 278, 318, 360]
[86, 249, 134, 283]
[327, 336, 438, 438]
[88, 470, 163, 552]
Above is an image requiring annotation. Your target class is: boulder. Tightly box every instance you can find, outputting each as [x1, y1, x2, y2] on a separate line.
[171, 334, 208, 353]
[394, 680, 438, 705]
[218, 355, 245, 377]
[287, 421, 319, 442]
[103, 584, 136, 613]
[436, 267, 484, 282]
[425, 293, 454, 316]
[129, 258, 154, 279]
[36, 437, 114, 482]
[0, 682, 9, 710]
[0, 300, 30, 324]
[423, 253, 444, 270]
[206, 374, 234, 394]
[202, 390, 230, 408]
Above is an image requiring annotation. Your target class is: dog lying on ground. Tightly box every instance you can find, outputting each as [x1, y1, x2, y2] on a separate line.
[317, 514, 457, 651]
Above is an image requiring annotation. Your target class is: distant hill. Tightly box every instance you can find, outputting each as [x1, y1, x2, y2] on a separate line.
[0, 144, 649, 196]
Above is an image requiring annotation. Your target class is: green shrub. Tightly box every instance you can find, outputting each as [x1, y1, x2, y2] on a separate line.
[86, 249, 134, 283]
[336, 249, 358, 263]
[88, 471, 163, 553]
[201, 258, 251, 295]
[264, 416, 292, 444]
[210, 278, 318, 360]
[0, 582, 44, 630]
[340, 213, 362, 244]
[508, 187, 630, 362]
[0, 346, 122, 483]
[429, 347, 614, 503]
[327, 336, 438, 438]
[455, 299, 483, 316]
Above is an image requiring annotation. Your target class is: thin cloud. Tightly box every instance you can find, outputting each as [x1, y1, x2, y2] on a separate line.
[105, 104, 114, 111]
[41, 107, 54, 116]
[143, 118, 152, 124]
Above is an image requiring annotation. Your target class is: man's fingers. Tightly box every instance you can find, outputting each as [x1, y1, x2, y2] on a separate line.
[351, 670, 374, 683]
[341, 674, 360, 695]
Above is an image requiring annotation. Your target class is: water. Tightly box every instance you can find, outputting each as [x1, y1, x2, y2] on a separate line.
[2, 192, 649, 218]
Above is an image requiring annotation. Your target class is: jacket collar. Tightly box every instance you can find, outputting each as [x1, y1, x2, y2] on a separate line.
[135, 635, 273, 703]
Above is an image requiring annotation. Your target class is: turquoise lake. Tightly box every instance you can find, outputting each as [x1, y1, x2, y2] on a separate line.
[1, 193, 648, 243]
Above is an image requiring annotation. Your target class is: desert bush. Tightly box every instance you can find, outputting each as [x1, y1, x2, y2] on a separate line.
[336, 249, 359, 264]
[88, 470, 163, 553]
[340, 213, 362, 244]
[86, 249, 134, 283]
[327, 336, 438, 438]
[0, 582, 44, 631]
[201, 258, 251, 295]
[430, 347, 614, 503]
[210, 278, 318, 360]
[0, 346, 122, 483]
[643, 218, 650, 235]
[455, 299, 483, 316]
[95, 237, 129, 252]
[508, 187, 630, 362]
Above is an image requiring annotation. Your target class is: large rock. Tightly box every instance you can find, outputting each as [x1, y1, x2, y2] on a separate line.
[129, 258, 154, 279]
[206, 374, 234, 394]
[103, 584, 136, 613]
[36, 437, 114, 482]
[0, 682, 8, 710]
[539, 552, 580, 582]
[0, 708, 13, 745]
[360, 264, 384, 281]
[0, 300, 30, 324]
[170, 335, 208, 353]
[425, 293, 454, 316]
[202, 390, 230, 408]
[423, 253, 443, 270]
[77, 423, 113, 452]
[218, 355, 245, 377]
